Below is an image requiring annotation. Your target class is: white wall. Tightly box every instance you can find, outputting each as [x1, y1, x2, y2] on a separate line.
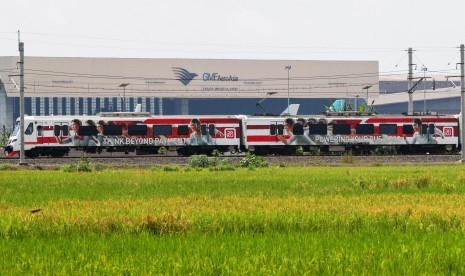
[0, 57, 379, 99]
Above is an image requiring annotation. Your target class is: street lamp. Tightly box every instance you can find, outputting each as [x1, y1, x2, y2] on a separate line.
[363, 85, 372, 106]
[285, 66, 291, 114]
[119, 83, 130, 112]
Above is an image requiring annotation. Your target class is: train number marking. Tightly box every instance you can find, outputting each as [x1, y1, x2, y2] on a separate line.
[443, 127, 453, 137]
[225, 128, 235, 139]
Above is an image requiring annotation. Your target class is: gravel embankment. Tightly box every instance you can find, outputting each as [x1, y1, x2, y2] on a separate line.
[0, 153, 462, 170]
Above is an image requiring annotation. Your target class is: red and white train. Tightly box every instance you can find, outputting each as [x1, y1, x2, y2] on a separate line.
[4, 110, 460, 157]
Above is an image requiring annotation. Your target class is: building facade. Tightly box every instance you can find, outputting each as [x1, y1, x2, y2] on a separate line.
[0, 57, 379, 129]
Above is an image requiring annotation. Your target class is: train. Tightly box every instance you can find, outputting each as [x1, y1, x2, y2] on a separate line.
[3, 109, 461, 157]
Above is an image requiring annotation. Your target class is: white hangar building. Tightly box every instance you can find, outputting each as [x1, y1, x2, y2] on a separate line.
[0, 56, 379, 129]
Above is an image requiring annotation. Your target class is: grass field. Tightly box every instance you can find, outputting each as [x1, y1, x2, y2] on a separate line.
[1, 165, 465, 274]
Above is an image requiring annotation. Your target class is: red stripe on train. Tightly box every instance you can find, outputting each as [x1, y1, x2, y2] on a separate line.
[143, 118, 239, 124]
[365, 117, 458, 123]
[247, 135, 288, 142]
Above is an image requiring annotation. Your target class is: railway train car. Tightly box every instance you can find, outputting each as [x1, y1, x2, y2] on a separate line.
[242, 114, 459, 154]
[4, 112, 242, 157]
[4, 111, 461, 157]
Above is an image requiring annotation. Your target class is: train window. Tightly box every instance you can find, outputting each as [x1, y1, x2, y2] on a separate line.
[421, 124, 427, 135]
[200, 124, 207, 136]
[402, 125, 414, 135]
[79, 126, 98, 136]
[177, 125, 189, 135]
[277, 124, 284, 135]
[333, 124, 351, 135]
[103, 125, 123, 136]
[356, 124, 374, 134]
[62, 125, 69, 136]
[154, 125, 172, 136]
[270, 124, 276, 135]
[36, 125, 42, 136]
[292, 123, 304, 135]
[25, 123, 34, 135]
[379, 124, 397, 135]
[209, 124, 216, 135]
[429, 124, 435, 134]
[54, 125, 61, 137]
[128, 125, 147, 136]
[309, 124, 327, 135]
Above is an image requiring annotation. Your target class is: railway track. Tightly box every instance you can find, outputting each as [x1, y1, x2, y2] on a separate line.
[0, 153, 461, 167]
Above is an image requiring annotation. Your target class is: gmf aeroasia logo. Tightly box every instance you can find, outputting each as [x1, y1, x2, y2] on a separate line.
[172, 67, 239, 85]
[172, 67, 198, 86]
[202, 73, 238, 82]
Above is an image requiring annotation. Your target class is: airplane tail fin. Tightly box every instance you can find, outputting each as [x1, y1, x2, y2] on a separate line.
[281, 104, 300, 116]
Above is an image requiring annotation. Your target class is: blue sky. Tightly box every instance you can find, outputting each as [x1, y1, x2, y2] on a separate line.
[1, 0, 464, 79]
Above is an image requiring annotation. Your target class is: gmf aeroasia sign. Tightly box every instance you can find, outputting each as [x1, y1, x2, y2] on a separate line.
[172, 67, 239, 86]
[202, 73, 238, 82]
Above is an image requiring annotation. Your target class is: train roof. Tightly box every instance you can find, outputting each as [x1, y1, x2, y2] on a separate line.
[20, 114, 240, 121]
[19, 112, 459, 122]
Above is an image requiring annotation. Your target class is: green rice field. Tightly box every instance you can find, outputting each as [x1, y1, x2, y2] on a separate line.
[1, 165, 465, 274]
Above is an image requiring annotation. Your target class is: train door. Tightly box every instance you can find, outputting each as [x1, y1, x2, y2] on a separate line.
[36, 122, 45, 145]
[53, 123, 69, 146]
[22, 121, 35, 148]
[269, 121, 284, 143]
[200, 121, 219, 145]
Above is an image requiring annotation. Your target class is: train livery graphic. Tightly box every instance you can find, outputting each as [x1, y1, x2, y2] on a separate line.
[4, 111, 460, 157]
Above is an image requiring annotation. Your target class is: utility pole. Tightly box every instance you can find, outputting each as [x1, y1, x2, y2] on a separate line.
[421, 66, 427, 113]
[18, 41, 27, 165]
[285, 65, 291, 114]
[407, 48, 414, 115]
[460, 44, 465, 162]
[118, 83, 130, 112]
[363, 85, 372, 107]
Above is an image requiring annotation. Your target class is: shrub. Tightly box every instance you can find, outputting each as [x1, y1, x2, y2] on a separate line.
[188, 154, 218, 168]
[77, 154, 93, 172]
[63, 154, 94, 172]
[373, 146, 397, 155]
[239, 153, 268, 168]
[0, 125, 12, 148]
[158, 147, 167, 155]
[295, 146, 304, 156]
